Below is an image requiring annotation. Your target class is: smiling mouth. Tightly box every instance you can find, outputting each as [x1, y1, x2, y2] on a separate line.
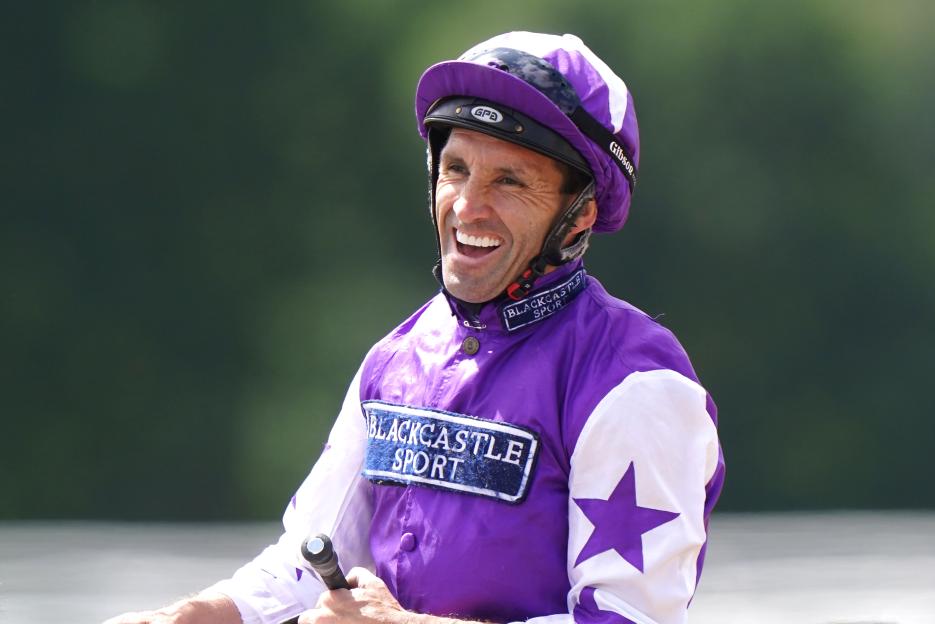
[454, 228, 502, 259]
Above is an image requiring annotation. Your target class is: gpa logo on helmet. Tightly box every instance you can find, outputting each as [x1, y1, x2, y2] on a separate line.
[470, 106, 503, 124]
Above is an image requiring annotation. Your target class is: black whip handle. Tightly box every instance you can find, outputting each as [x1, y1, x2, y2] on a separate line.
[280, 533, 350, 624]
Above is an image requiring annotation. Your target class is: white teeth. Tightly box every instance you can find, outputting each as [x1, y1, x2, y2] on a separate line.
[456, 229, 501, 248]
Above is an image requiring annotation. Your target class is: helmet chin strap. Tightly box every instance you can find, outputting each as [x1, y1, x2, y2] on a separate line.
[427, 128, 447, 288]
[506, 180, 595, 301]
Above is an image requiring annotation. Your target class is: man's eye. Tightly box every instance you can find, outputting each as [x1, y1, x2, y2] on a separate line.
[499, 176, 521, 186]
[444, 163, 467, 174]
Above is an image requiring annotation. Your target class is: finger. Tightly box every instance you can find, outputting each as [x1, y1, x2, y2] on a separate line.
[315, 591, 328, 608]
[316, 587, 353, 610]
[315, 590, 341, 608]
[101, 613, 146, 624]
[346, 566, 380, 589]
[297, 608, 323, 624]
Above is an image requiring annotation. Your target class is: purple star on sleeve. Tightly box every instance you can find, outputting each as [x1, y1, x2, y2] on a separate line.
[573, 461, 679, 572]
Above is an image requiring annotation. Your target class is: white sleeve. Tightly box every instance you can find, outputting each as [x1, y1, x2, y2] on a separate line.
[207, 366, 374, 624]
[520, 369, 721, 624]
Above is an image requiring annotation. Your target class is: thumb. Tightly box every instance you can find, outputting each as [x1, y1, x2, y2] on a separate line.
[346, 566, 381, 589]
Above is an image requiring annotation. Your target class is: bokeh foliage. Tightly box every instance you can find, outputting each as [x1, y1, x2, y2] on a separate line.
[2, 1, 933, 519]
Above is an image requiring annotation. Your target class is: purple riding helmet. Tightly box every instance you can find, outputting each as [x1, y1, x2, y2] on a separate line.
[415, 32, 640, 299]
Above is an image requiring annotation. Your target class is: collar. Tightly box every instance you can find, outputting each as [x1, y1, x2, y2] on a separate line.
[441, 260, 588, 333]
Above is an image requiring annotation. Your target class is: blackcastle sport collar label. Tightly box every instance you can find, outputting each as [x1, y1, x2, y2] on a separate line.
[361, 401, 540, 504]
[499, 269, 587, 332]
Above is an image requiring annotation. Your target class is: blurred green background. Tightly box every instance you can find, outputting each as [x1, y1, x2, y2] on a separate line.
[3, 1, 933, 520]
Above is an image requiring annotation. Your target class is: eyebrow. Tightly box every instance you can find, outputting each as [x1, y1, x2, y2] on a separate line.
[493, 165, 531, 179]
[440, 152, 533, 179]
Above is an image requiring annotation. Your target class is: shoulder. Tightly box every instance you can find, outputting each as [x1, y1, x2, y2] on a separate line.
[374, 292, 448, 346]
[359, 292, 452, 389]
[558, 275, 713, 453]
[573, 275, 699, 382]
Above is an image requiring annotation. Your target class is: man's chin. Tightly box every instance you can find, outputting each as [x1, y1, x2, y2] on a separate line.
[442, 273, 504, 304]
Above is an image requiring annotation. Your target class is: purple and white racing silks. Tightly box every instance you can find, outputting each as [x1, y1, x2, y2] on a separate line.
[210, 261, 725, 624]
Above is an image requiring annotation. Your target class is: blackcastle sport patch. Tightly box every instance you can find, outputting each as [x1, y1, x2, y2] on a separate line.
[500, 269, 587, 332]
[361, 401, 539, 503]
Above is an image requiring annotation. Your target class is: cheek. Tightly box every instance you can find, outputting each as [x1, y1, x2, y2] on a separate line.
[434, 184, 456, 220]
[504, 207, 552, 245]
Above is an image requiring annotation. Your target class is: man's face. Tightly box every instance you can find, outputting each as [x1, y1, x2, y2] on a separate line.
[435, 128, 570, 304]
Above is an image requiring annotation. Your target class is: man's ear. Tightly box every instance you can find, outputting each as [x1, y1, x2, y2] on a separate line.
[570, 199, 598, 235]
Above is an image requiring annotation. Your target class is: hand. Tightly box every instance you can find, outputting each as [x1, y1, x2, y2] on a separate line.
[101, 592, 241, 624]
[102, 610, 185, 624]
[297, 567, 423, 624]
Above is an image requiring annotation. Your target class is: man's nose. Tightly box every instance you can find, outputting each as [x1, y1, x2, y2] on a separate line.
[452, 179, 491, 222]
